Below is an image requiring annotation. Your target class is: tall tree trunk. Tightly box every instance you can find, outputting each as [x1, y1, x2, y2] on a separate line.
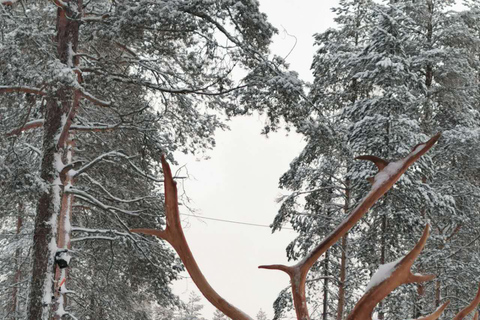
[54, 138, 76, 318]
[336, 179, 350, 320]
[423, 0, 434, 134]
[378, 213, 387, 320]
[434, 281, 441, 308]
[323, 249, 330, 320]
[414, 177, 428, 318]
[11, 204, 23, 319]
[27, 2, 80, 319]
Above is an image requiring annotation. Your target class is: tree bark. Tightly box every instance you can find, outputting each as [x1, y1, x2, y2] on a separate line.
[336, 179, 350, 320]
[323, 249, 330, 320]
[11, 204, 23, 319]
[54, 138, 76, 318]
[27, 2, 80, 319]
[378, 213, 387, 320]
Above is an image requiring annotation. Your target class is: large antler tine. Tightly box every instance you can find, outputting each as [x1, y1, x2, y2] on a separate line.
[160, 154, 181, 233]
[414, 301, 450, 320]
[136, 156, 253, 320]
[259, 134, 441, 320]
[258, 264, 294, 276]
[452, 284, 480, 320]
[473, 311, 479, 320]
[355, 155, 389, 170]
[404, 225, 436, 283]
[130, 155, 177, 242]
[347, 225, 434, 320]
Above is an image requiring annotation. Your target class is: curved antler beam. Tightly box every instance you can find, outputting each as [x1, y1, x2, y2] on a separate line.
[259, 133, 441, 320]
[452, 284, 480, 320]
[131, 156, 253, 320]
[346, 225, 435, 320]
[414, 301, 450, 320]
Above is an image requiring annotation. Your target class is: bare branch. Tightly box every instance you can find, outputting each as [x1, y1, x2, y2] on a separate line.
[67, 187, 144, 216]
[6, 119, 44, 136]
[413, 301, 450, 320]
[79, 88, 111, 106]
[0, 86, 46, 96]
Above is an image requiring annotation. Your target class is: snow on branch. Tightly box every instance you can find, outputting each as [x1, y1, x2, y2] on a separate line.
[1, 0, 18, 5]
[71, 236, 117, 242]
[0, 86, 47, 96]
[81, 173, 154, 204]
[6, 119, 45, 136]
[108, 74, 248, 96]
[73, 151, 164, 182]
[67, 187, 144, 216]
[78, 88, 111, 107]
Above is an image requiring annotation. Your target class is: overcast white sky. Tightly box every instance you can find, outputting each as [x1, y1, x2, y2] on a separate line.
[171, 1, 338, 319]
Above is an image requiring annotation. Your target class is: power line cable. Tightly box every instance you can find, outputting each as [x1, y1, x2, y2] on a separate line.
[179, 213, 295, 231]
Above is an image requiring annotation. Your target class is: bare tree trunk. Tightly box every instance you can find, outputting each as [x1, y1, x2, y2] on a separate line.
[323, 249, 330, 320]
[54, 138, 76, 318]
[27, 2, 80, 319]
[11, 204, 23, 319]
[336, 179, 350, 320]
[378, 213, 387, 320]
[435, 280, 441, 308]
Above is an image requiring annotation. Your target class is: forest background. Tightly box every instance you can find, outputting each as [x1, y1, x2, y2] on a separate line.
[1, 0, 479, 320]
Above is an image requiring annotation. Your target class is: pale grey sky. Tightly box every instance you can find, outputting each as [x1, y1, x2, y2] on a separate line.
[171, 1, 338, 318]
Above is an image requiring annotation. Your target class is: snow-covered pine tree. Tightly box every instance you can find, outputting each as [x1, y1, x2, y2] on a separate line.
[404, 1, 480, 316]
[213, 309, 229, 320]
[271, 0, 374, 318]
[177, 292, 206, 320]
[273, 1, 480, 319]
[256, 309, 267, 320]
[0, 0, 304, 319]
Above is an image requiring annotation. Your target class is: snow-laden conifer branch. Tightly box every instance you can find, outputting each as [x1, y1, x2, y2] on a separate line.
[0, 86, 47, 96]
[67, 188, 144, 216]
[107, 74, 249, 96]
[71, 236, 117, 242]
[78, 88, 111, 107]
[73, 151, 164, 182]
[80, 173, 154, 204]
[6, 119, 45, 136]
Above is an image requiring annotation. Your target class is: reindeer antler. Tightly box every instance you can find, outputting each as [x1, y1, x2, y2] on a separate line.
[259, 133, 441, 320]
[346, 225, 435, 320]
[131, 132, 480, 320]
[131, 155, 253, 320]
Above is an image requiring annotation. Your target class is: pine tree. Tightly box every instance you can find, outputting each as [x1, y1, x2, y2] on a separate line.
[272, 0, 374, 318]
[0, 0, 304, 319]
[256, 309, 268, 320]
[213, 309, 229, 320]
[177, 292, 206, 320]
[274, 1, 480, 319]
